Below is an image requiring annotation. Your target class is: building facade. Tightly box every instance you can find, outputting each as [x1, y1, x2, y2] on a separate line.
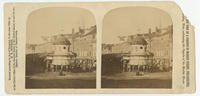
[45, 35, 76, 72]
[102, 25, 173, 72]
[26, 25, 97, 73]
[122, 36, 153, 72]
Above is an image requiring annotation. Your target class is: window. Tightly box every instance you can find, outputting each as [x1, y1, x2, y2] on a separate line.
[92, 35, 95, 39]
[135, 46, 138, 52]
[63, 46, 66, 49]
[140, 46, 143, 49]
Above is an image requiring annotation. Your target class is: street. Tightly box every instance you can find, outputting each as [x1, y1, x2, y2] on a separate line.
[102, 78, 171, 88]
[102, 72, 172, 88]
[26, 72, 96, 88]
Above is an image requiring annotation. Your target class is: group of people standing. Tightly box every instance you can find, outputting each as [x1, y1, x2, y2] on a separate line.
[46, 59, 96, 73]
[121, 58, 171, 73]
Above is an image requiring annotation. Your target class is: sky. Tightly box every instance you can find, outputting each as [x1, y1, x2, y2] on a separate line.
[102, 7, 173, 44]
[26, 7, 95, 44]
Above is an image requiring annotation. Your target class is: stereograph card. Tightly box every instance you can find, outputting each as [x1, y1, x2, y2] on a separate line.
[4, 1, 195, 94]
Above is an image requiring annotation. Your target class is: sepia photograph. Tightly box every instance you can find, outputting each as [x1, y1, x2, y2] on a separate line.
[3, 2, 197, 94]
[102, 7, 173, 88]
[25, 7, 96, 88]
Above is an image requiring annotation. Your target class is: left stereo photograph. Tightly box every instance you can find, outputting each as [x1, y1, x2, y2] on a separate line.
[25, 7, 97, 89]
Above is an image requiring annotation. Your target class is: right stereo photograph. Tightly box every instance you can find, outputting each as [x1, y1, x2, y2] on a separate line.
[101, 7, 173, 88]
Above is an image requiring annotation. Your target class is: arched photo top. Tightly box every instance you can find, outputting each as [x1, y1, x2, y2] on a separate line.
[25, 7, 97, 89]
[102, 7, 172, 44]
[101, 7, 173, 89]
[26, 7, 96, 45]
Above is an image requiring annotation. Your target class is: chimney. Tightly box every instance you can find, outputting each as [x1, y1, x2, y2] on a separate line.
[148, 28, 151, 34]
[72, 28, 75, 34]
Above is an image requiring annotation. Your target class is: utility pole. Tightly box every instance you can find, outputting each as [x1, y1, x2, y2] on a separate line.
[72, 28, 75, 52]
[148, 28, 152, 52]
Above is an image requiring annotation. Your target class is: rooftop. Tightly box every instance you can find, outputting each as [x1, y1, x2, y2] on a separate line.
[52, 35, 71, 45]
[128, 36, 147, 45]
